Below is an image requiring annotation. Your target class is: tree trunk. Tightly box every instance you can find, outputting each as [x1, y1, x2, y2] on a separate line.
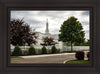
[71, 42, 73, 51]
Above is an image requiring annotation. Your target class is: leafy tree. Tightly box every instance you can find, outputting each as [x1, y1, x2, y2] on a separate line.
[74, 39, 89, 46]
[87, 39, 90, 45]
[40, 37, 57, 50]
[10, 19, 37, 46]
[12, 45, 22, 56]
[41, 37, 57, 46]
[59, 16, 85, 51]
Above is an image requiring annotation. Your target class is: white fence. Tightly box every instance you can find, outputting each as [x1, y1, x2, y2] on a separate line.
[11, 45, 89, 52]
[67, 46, 89, 51]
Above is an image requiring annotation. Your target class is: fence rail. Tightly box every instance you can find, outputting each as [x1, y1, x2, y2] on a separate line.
[11, 45, 89, 52]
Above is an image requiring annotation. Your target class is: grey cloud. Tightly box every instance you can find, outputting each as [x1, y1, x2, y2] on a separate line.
[51, 29, 60, 34]
[81, 11, 89, 16]
[38, 11, 65, 18]
[81, 21, 89, 25]
[85, 30, 89, 33]
[25, 19, 41, 24]
[11, 11, 33, 16]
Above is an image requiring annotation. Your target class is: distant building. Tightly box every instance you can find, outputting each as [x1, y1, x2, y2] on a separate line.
[33, 19, 66, 52]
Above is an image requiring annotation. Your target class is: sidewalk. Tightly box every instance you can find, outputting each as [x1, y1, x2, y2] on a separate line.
[20, 53, 75, 58]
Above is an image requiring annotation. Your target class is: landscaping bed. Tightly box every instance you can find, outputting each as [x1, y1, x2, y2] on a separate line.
[65, 60, 89, 64]
[11, 56, 23, 59]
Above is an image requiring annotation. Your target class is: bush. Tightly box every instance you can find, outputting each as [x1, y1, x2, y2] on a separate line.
[38, 49, 42, 54]
[42, 46, 47, 54]
[12, 45, 22, 56]
[57, 49, 60, 53]
[28, 45, 36, 55]
[87, 52, 90, 60]
[23, 49, 29, 55]
[48, 49, 52, 54]
[75, 51, 84, 60]
[51, 45, 57, 53]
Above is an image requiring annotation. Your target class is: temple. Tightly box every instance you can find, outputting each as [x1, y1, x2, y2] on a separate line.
[33, 19, 66, 52]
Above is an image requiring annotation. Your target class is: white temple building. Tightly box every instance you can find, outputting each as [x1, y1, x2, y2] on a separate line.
[33, 19, 66, 52]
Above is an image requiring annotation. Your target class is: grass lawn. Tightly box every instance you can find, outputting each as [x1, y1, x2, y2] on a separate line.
[65, 60, 89, 64]
[11, 56, 22, 59]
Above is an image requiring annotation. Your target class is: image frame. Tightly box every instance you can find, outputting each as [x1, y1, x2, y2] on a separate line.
[0, 0, 99, 74]
[8, 8, 92, 66]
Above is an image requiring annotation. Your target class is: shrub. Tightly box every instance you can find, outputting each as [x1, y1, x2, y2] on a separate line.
[51, 45, 57, 53]
[57, 49, 60, 53]
[23, 49, 29, 55]
[42, 46, 47, 54]
[28, 45, 36, 55]
[12, 45, 22, 56]
[48, 49, 52, 54]
[75, 51, 84, 60]
[38, 49, 42, 54]
[87, 52, 90, 60]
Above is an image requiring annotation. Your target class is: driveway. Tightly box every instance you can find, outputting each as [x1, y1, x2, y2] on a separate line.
[11, 53, 76, 64]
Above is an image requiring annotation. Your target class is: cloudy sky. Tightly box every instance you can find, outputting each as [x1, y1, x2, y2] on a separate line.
[11, 10, 90, 40]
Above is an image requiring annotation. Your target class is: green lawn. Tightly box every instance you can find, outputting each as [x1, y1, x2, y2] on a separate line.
[65, 60, 89, 64]
[11, 56, 22, 59]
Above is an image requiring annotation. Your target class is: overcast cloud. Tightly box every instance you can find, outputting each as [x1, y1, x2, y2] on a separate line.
[11, 10, 90, 40]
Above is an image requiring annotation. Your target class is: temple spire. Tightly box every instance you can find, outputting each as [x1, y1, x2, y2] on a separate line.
[47, 18, 48, 22]
[45, 18, 49, 34]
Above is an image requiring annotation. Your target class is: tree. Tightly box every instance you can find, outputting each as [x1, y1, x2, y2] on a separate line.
[42, 46, 47, 54]
[40, 37, 57, 46]
[12, 45, 22, 56]
[87, 39, 90, 45]
[59, 16, 85, 51]
[74, 39, 90, 46]
[51, 45, 57, 53]
[10, 19, 37, 46]
[28, 45, 36, 55]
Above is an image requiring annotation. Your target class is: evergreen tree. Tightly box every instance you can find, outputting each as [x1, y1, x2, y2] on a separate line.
[51, 45, 57, 53]
[12, 45, 22, 56]
[42, 46, 47, 54]
[28, 45, 36, 55]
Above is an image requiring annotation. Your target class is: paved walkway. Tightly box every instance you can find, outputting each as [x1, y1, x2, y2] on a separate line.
[20, 53, 75, 58]
[11, 53, 76, 64]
